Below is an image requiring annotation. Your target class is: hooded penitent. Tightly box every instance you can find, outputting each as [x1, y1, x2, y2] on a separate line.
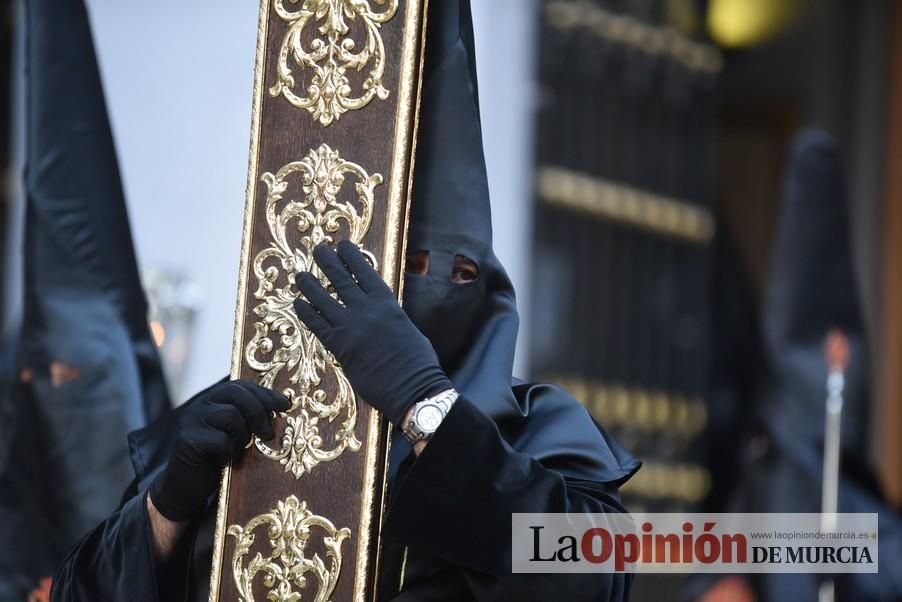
[0, 0, 169, 596]
[394, 0, 638, 486]
[402, 0, 518, 419]
[742, 129, 902, 601]
[762, 129, 869, 463]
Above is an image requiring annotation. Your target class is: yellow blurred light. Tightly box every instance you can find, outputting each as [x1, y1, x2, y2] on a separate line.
[708, 0, 808, 48]
[150, 320, 166, 347]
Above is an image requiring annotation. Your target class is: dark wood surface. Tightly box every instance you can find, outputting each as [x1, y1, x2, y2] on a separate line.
[212, 2, 426, 600]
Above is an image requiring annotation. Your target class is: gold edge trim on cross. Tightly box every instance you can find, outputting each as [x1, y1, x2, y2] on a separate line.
[395, 0, 429, 309]
[354, 396, 383, 602]
[357, 2, 429, 599]
[209, 461, 233, 602]
[209, 0, 271, 599]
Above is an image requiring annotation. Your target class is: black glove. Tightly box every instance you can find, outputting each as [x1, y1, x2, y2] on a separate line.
[149, 380, 290, 522]
[293, 240, 453, 425]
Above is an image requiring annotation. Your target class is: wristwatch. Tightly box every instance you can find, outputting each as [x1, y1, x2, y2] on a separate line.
[402, 388, 459, 445]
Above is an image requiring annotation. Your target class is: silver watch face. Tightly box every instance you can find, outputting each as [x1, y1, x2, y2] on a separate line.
[415, 404, 444, 432]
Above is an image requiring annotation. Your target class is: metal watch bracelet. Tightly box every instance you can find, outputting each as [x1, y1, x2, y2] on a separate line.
[402, 388, 459, 445]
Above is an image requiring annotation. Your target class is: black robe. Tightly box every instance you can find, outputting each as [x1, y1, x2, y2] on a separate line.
[51, 381, 639, 601]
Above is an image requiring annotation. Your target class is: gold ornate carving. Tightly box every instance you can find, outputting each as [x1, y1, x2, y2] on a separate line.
[270, 0, 400, 126]
[247, 143, 383, 478]
[228, 495, 351, 602]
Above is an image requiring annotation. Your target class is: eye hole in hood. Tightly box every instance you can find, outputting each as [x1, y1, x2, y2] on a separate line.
[404, 250, 479, 284]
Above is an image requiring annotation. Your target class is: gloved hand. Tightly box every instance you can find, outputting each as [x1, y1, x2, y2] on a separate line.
[149, 380, 290, 522]
[294, 240, 453, 425]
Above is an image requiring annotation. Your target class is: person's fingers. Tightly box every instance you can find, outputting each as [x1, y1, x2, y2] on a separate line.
[183, 423, 238, 466]
[204, 405, 251, 451]
[228, 379, 291, 413]
[294, 297, 333, 337]
[336, 240, 390, 295]
[296, 272, 345, 324]
[209, 381, 276, 440]
[313, 244, 366, 306]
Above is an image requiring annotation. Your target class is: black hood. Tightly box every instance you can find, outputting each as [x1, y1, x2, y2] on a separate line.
[21, 0, 170, 421]
[403, 0, 519, 419]
[397, 0, 639, 487]
[2, 0, 170, 580]
[763, 129, 870, 467]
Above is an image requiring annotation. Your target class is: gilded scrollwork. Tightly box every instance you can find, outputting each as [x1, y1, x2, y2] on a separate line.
[228, 495, 350, 602]
[269, 0, 400, 126]
[247, 143, 382, 478]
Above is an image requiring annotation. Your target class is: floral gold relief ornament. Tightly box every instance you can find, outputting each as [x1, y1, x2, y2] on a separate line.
[270, 0, 399, 126]
[247, 143, 383, 478]
[228, 495, 350, 602]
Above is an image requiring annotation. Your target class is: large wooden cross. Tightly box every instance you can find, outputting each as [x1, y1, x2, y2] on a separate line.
[208, 2, 428, 600]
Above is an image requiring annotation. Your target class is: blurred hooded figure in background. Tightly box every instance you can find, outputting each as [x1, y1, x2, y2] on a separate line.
[699, 129, 902, 602]
[51, 0, 639, 600]
[1, 0, 170, 597]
